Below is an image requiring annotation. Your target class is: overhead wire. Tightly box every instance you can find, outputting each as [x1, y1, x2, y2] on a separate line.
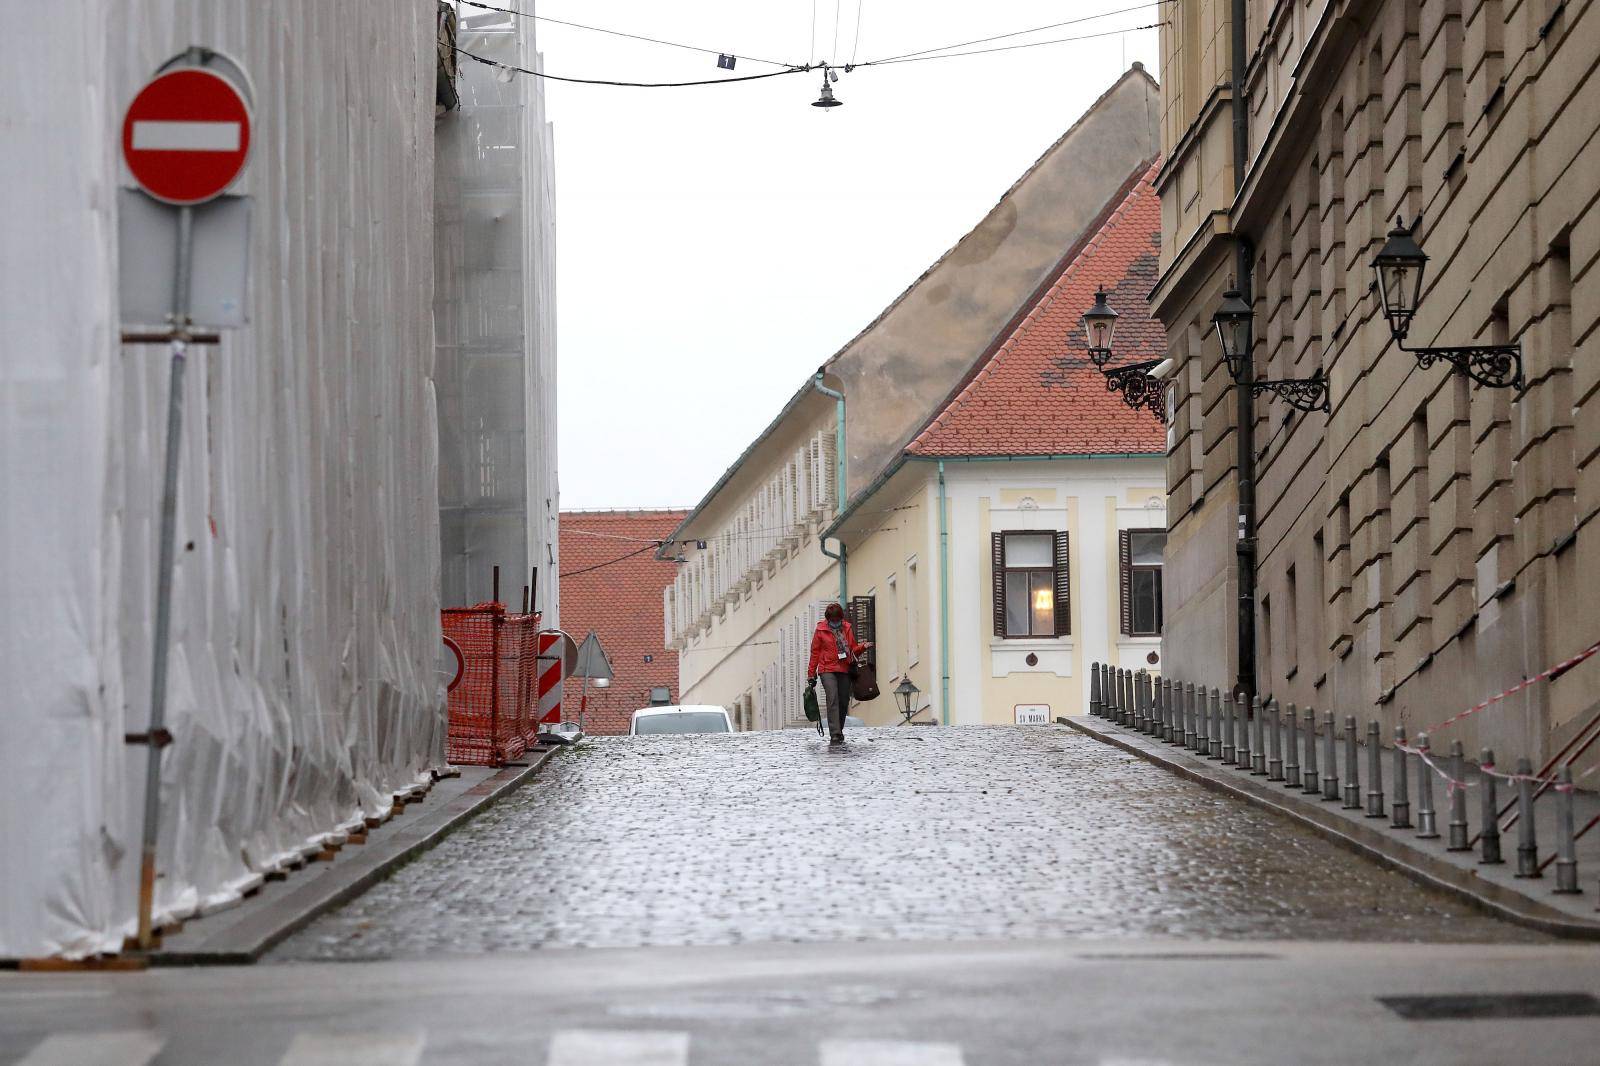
[856, 1, 1172, 66]
[457, 0, 803, 68]
[455, 47, 811, 87]
[860, 23, 1168, 67]
[850, 0, 865, 66]
[560, 542, 662, 578]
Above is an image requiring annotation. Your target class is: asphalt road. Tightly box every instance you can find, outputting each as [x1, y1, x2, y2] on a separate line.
[5, 939, 1600, 1064]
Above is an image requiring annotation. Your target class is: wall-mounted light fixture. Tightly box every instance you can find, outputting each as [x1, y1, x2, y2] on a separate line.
[1079, 289, 1166, 422]
[1211, 286, 1332, 414]
[1372, 216, 1523, 390]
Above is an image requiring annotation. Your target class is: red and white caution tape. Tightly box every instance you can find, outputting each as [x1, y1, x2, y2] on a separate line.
[1423, 640, 1600, 736]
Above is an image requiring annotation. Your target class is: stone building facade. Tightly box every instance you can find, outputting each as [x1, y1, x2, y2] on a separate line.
[1154, 0, 1600, 768]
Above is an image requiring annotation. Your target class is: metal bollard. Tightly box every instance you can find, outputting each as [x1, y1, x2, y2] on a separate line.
[1135, 672, 1148, 734]
[1122, 669, 1133, 727]
[1321, 711, 1340, 801]
[1149, 674, 1162, 738]
[1183, 681, 1197, 751]
[1221, 689, 1236, 764]
[1090, 663, 1103, 718]
[1128, 670, 1140, 730]
[1446, 740, 1470, 851]
[1251, 697, 1267, 775]
[1164, 677, 1177, 743]
[1116, 669, 1128, 727]
[1234, 695, 1251, 769]
[1202, 685, 1217, 758]
[1267, 699, 1284, 781]
[1158, 675, 1172, 741]
[1514, 757, 1540, 878]
[1555, 765, 1579, 894]
[1391, 725, 1412, 828]
[1478, 749, 1502, 864]
[1415, 733, 1439, 839]
[1209, 688, 1224, 759]
[1342, 715, 1361, 809]
[1284, 701, 1301, 788]
[1364, 720, 1385, 818]
[1302, 706, 1320, 796]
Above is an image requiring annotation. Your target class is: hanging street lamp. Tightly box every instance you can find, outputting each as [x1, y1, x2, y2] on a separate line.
[893, 675, 921, 723]
[1372, 216, 1523, 390]
[1210, 284, 1332, 414]
[811, 67, 842, 108]
[1078, 289, 1167, 422]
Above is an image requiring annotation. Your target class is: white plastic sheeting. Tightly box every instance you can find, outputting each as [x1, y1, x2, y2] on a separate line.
[1, 2, 443, 958]
[435, 9, 560, 615]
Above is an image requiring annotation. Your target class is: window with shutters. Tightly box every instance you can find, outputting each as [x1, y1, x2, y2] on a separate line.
[849, 595, 876, 669]
[992, 531, 1070, 638]
[1119, 528, 1165, 637]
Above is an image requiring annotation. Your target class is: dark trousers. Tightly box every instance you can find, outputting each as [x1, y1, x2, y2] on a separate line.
[820, 672, 852, 735]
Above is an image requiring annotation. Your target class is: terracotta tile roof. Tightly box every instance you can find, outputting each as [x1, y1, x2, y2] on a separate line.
[906, 161, 1167, 458]
[559, 510, 687, 736]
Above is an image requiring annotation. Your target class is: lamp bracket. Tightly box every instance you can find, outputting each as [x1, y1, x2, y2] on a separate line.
[1398, 338, 1524, 391]
[1102, 359, 1167, 423]
[1246, 369, 1332, 414]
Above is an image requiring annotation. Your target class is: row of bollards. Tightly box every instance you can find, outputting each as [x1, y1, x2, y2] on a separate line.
[1088, 662, 1593, 906]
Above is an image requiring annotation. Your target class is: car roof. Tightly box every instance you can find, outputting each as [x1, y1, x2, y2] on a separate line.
[630, 704, 729, 718]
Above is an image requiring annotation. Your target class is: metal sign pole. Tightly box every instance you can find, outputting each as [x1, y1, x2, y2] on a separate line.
[134, 203, 194, 951]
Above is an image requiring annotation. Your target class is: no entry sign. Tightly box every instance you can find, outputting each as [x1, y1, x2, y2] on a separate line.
[121, 67, 251, 205]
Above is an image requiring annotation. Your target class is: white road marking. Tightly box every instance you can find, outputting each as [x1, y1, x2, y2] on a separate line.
[278, 1030, 425, 1065]
[820, 1039, 965, 1066]
[547, 1029, 690, 1066]
[15, 1030, 163, 1066]
[131, 120, 241, 151]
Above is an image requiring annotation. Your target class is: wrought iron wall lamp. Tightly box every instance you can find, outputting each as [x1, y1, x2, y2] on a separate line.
[1372, 216, 1524, 390]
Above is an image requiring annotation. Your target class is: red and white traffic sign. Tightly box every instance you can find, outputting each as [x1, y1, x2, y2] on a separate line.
[121, 67, 251, 205]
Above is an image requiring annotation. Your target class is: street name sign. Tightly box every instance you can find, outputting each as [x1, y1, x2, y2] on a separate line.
[121, 66, 251, 205]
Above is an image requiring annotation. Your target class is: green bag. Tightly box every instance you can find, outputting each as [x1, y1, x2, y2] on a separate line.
[803, 683, 821, 723]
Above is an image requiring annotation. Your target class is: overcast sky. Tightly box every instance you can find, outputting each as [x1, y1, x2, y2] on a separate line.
[540, 1, 1163, 509]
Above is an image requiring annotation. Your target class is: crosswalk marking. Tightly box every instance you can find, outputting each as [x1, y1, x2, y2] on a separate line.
[548, 1029, 690, 1066]
[278, 1030, 425, 1065]
[15, 1030, 163, 1066]
[820, 1039, 966, 1066]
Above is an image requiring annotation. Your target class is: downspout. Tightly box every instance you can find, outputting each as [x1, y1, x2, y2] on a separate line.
[811, 373, 848, 602]
[937, 460, 951, 725]
[1231, 0, 1257, 709]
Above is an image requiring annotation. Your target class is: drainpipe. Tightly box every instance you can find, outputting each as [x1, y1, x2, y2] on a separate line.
[1231, 0, 1256, 709]
[937, 460, 952, 725]
[811, 373, 848, 602]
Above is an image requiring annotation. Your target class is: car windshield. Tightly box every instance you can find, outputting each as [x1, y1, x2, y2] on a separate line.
[633, 712, 729, 735]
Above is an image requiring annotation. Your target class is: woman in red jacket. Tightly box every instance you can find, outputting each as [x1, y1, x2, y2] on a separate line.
[807, 602, 871, 745]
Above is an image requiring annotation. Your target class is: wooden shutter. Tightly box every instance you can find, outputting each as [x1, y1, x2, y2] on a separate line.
[1118, 530, 1132, 636]
[850, 595, 876, 668]
[1053, 531, 1072, 636]
[991, 532, 1006, 637]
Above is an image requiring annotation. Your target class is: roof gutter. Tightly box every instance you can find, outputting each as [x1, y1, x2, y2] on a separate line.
[810, 373, 848, 603]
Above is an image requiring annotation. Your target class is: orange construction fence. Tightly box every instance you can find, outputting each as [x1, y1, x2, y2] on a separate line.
[442, 604, 543, 766]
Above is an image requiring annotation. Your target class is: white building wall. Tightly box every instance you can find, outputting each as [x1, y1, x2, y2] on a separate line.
[1, 1, 441, 957]
[942, 459, 1166, 725]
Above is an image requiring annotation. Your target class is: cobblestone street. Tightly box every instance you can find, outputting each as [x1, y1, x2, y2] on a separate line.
[275, 726, 1541, 960]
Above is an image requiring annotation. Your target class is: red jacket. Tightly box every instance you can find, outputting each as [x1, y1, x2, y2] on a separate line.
[808, 619, 865, 678]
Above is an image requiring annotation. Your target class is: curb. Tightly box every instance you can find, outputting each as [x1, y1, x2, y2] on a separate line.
[147, 747, 559, 965]
[1061, 716, 1600, 940]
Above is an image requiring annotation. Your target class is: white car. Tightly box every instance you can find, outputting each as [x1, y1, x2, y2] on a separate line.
[629, 704, 734, 736]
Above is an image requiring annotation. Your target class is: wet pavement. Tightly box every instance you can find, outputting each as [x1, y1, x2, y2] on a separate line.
[273, 726, 1545, 960]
